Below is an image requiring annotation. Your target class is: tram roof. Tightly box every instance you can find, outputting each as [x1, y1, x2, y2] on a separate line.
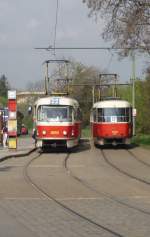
[34, 96, 79, 107]
[93, 100, 132, 108]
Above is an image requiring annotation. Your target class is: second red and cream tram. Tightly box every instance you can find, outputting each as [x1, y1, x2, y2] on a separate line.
[91, 99, 133, 146]
[33, 96, 82, 149]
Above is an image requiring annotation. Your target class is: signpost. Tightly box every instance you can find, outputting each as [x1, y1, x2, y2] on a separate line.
[8, 90, 17, 149]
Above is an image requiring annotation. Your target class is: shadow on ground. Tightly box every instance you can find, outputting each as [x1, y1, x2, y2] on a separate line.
[38, 139, 91, 154]
[95, 143, 139, 150]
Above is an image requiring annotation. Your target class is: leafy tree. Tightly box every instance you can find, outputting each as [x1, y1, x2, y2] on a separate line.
[0, 97, 7, 107]
[17, 99, 34, 130]
[26, 80, 45, 92]
[142, 69, 150, 133]
[118, 77, 150, 134]
[17, 111, 24, 133]
[70, 62, 100, 127]
[53, 60, 102, 127]
[0, 74, 9, 98]
[21, 80, 46, 130]
[83, 0, 150, 55]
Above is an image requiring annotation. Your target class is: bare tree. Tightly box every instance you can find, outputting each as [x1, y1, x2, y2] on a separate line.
[26, 80, 45, 92]
[83, 0, 150, 55]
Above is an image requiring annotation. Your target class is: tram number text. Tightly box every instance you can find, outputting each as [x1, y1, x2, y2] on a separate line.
[50, 131, 60, 135]
[50, 98, 60, 105]
[111, 116, 117, 123]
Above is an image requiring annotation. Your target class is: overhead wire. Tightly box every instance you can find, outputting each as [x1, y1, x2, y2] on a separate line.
[46, 0, 60, 92]
[53, 0, 59, 56]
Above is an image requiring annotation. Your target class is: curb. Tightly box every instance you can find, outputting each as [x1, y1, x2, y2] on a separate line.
[0, 148, 37, 163]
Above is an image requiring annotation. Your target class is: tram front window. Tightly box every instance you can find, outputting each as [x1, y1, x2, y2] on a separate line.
[97, 108, 131, 122]
[38, 106, 73, 122]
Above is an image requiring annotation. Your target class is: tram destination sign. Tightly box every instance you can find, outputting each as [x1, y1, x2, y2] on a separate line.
[50, 97, 60, 105]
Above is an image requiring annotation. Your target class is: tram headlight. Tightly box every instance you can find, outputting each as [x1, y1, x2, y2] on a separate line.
[71, 130, 75, 136]
[42, 130, 47, 135]
[63, 130, 67, 136]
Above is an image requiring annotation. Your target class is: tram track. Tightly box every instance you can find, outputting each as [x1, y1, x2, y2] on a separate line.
[127, 149, 150, 168]
[101, 149, 150, 186]
[64, 150, 150, 216]
[23, 150, 125, 237]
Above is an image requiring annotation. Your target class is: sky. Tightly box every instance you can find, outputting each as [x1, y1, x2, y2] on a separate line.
[0, 0, 148, 90]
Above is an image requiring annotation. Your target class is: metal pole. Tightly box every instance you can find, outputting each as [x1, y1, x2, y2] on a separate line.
[45, 62, 49, 95]
[131, 51, 136, 136]
[114, 74, 117, 98]
[92, 86, 95, 105]
[66, 63, 69, 95]
[99, 75, 102, 100]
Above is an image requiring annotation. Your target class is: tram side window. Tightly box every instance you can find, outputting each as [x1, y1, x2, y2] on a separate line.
[38, 106, 49, 121]
[73, 109, 77, 121]
[125, 108, 132, 122]
[73, 108, 81, 121]
[77, 108, 82, 121]
[69, 107, 73, 122]
[98, 108, 109, 122]
[116, 108, 126, 122]
[33, 106, 36, 122]
[118, 108, 131, 122]
[93, 109, 97, 122]
[37, 106, 42, 121]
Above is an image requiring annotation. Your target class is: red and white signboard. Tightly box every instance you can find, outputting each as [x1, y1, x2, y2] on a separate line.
[8, 90, 17, 149]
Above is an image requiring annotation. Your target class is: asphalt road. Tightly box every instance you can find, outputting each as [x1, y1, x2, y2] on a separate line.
[0, 141, 150, 237]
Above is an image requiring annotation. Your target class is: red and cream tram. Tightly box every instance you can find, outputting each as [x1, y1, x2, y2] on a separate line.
[91, 99, 133, 146]
[33, 96, 82, 149]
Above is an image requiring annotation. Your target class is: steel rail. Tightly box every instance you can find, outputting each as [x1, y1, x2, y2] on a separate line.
[127, 149, 150, 168]
[23, 150, 124, 237]
[64, 149, 150, 216]
[101, 149, 150, 186]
